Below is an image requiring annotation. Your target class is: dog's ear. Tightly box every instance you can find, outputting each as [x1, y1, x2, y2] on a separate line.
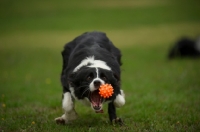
[68, 73, 75, 85]
[69, 73, 75, 78]
[113, 73, 120, 82]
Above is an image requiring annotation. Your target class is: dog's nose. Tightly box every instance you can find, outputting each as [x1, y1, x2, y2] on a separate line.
[94, 80, 101, 88]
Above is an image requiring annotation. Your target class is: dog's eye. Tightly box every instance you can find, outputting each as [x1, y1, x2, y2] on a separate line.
[86, 73, 94, 81]
[86, 75, 93, 81]
[102, 77, 107, 81]
[100, 73, 107, 81]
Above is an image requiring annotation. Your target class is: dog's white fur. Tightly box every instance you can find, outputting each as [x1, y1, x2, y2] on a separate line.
[114, 90, 125, 107]
[73, 56, 111, 72]
[89, 68, 105, 92]
[196, 37, 200, 52]
[55, 92, 78, 123]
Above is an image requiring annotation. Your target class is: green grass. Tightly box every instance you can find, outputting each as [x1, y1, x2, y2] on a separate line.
[1, 0, 200, 131]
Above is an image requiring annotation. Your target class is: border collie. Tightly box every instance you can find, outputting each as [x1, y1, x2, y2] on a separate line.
[168, 37, 200, 59]
[55, 31, 125, 124]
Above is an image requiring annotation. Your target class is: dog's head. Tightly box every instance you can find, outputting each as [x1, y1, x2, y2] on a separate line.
[68, 66, 120, 112]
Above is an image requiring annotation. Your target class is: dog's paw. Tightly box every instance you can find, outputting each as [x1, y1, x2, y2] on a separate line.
[55, 117, 67, 125]
[112, 117, 124, 126]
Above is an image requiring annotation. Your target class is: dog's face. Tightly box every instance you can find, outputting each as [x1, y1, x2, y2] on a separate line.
[68, 66, 119, 112]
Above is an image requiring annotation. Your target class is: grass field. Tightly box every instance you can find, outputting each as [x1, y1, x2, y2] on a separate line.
[0, 0, 200, 131]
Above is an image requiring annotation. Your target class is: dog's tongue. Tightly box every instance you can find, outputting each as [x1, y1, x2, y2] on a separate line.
[90, 90, 103, 113]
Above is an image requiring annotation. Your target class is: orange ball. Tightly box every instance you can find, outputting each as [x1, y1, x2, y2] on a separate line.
[99, 84, 114, 98]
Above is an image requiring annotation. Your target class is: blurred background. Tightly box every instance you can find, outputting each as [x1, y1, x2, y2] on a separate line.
[1, 0, 199, 49]
[0, 0, 200, 131]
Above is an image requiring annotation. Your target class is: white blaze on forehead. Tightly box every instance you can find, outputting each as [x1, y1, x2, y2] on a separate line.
[89, 68, 105, 92]
[73, 56, 111, 72]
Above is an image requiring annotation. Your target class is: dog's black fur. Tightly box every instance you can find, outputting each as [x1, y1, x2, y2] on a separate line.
[55, 31, 125, 124]
[168, 37, 200, 59]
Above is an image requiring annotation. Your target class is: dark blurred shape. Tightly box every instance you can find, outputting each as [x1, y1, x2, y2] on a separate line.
[168, 37, 200, 59]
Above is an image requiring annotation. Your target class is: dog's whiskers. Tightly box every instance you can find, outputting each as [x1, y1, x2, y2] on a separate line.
[81, 88, 89, 97]
[88, 91, 91, 98]
[73, 85, 88, 91]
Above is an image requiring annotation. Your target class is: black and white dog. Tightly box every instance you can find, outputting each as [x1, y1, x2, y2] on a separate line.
[55, 31, 125, 124]
[168, 37, 200, 59]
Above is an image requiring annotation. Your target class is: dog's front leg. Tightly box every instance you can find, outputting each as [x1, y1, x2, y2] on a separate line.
[108, 102, 123, 125]
[108, 90, 125, 125]
[55, 92, 78, 124]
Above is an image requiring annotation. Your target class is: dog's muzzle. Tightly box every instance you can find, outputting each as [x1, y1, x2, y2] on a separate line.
[90, 90, 104, 112]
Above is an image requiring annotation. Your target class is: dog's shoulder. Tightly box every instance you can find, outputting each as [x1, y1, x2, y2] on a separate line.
[62, 31, 122, 73]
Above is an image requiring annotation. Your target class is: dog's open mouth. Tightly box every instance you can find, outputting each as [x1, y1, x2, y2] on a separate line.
[90, 90, 104, 113]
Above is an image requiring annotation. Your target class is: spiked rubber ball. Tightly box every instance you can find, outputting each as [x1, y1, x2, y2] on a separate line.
[99, 84, 114, 98]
